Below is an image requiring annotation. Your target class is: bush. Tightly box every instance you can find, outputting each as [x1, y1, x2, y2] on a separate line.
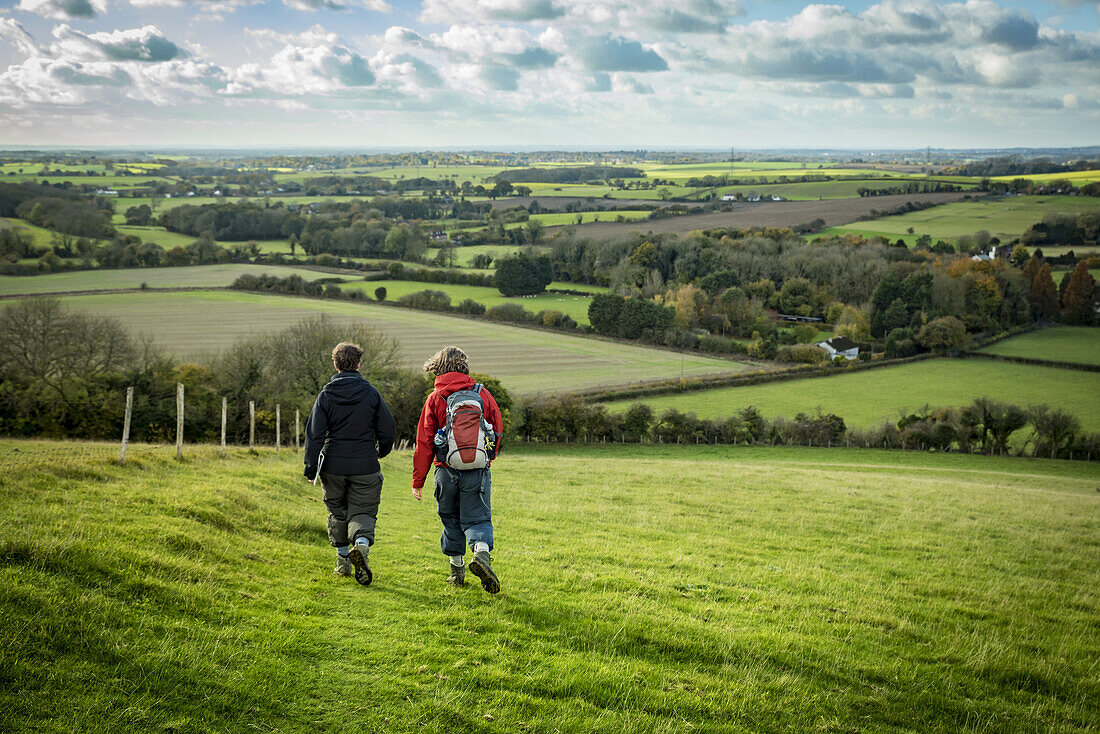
[486, 303, 534, 323]
[396, 290, 451, 311]
[374, 286, 387, 302]
[777, 344, 827, 364]
[457, 298, 486, 315]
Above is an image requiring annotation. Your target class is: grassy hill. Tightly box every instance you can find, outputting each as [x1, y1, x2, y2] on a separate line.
[603, 359, 1100, 432]
[43, 290, 751, 395]
[817, 195, 1100, 244]
[1, 440, 1096, 732]
[978, 327, 1100, 366]
[0, 264, 355, 296]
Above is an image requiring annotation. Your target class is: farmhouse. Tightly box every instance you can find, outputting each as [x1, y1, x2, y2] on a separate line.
[815, 336, 860, 360]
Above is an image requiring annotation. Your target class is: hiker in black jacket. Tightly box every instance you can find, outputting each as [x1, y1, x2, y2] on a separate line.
[304, 341, 396, 587]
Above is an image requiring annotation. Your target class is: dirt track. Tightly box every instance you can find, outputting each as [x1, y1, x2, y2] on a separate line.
[545, 192, 976, 236]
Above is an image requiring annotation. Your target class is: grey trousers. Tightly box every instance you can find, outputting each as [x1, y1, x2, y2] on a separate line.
[320, 471, 383, 547]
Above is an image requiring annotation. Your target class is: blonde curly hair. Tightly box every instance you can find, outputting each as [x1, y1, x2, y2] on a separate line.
[423, 346, 468, 376]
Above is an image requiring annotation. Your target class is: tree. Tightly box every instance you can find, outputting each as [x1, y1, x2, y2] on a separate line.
[526, 218, 544, 245]
[374, 286, 387, 302]
[916, 316, 968, 353]
[494, 252, 553, 297]
[1028, 262, 1059, 319]
[1029, 405, 1080, 459]
[1021, 253, 1042, 287]
[0, 297, 136, 407]
[1061, 261, 1095, 325]
[621, 403, 653, 440]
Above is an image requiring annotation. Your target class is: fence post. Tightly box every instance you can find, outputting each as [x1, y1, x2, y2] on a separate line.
[249, 401, 256, 452]
[220, 396, 227, 458]
[175, 382, 184, 460]
[276, 404, 281, 453]
[295, 409, 300, 453]
[119, 386, 133, 465]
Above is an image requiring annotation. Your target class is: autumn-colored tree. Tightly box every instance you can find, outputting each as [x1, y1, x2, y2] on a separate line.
[1061, 261, 1096, 325]
[1021, 253, 1042, 288]
[1028, 262, 1060, 319]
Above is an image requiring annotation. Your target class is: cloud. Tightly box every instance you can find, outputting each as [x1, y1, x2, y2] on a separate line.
[284, 0, 392, 12]
[421, 0, 564, 24]
[16, 0, 107, 20]
[52, 25, 187, 63]
[370, 51, 443, 88]
[480, 63, 519, 90]
[0, 18, 40, 56]
[127, 0, 265, 13]
[227, 34, 377, 97]
[982, 15, 1040, 49]
[500, 45, 558, 69]
[574, 35, 667, 72]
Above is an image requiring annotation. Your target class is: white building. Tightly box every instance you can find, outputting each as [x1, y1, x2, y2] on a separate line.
[815, 336, 860, 361]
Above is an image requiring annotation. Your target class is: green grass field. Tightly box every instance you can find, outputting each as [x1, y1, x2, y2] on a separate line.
[1, 440, 1096, 732]
[341, 279, 599, 324]
[818, 196, 1100, 243]
[604, 359, 1100, 432]
[43, 290, 748, 394]
[701, 179, 977, 202]
[0, 264, 353, 296]
[991, 170, 1100, 185]
[979, 327, 1100, 365]
[115, 225, 201, 249]
[0, 217, 62, 251]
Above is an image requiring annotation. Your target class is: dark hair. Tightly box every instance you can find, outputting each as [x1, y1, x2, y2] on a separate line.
[332, 342, 363, 372]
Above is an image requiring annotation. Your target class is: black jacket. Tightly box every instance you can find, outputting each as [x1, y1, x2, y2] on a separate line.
[304, 371, 396, 476]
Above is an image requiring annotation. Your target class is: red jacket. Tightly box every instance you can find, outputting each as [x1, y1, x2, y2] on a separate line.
[412, 372, 504, 489]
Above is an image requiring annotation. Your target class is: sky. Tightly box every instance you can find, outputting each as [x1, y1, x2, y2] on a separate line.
[0, 0, 1097, 149]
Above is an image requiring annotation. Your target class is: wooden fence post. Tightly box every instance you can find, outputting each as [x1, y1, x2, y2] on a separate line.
[249, 401, 255, 452]
[175, 382, 184, 460]
[220, 396, 227, 458]
[275, 404, 281, 453]
[295, 409, 300, 453]
[119, 386, 133, 465]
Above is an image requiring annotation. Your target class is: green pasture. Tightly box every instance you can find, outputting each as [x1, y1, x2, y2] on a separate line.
[1, 440, 1096, 733]
[821, 196, 1100, 243]
[992, 170, 1100, 185]
[0, 264, 345, 296]
[47, 290, 747, 394]
[979, 327, 1100, 366]
[531, 210, 650, 226]
[341, 279, 598, 324]
[604, 359, 1100, 432]
[115, 226, 199, 249]
[701, 179, 977, 202]
[1, 173, 178, 188]
[0, 217, 62, 251]
[813, 227, 918, 245]
[426, 244, 548, 266]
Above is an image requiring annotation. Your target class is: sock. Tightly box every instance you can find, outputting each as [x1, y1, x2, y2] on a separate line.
[355, 538, 369, 553]
[473, 542, 489, 554]
[450, 555, 464, 567]
[336, 546, 350, 558]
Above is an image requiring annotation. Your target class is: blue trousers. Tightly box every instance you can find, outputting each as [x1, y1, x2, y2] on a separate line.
[434, 467, 493, 556]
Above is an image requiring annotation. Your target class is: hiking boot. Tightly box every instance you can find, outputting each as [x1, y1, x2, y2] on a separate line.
[447, 562, 466, 587]
[349, 542, 372, 586]
[334, 555, 353, 577]
[468, 550, 499, 594]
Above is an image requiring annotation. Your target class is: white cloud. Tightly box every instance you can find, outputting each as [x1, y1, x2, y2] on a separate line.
[16, 0, 107, 20]
[0, 17, 40, 56]
[283, 0, 392, 12]
[127, 0, 265, 13]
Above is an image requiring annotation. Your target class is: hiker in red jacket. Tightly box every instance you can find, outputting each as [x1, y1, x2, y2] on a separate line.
[412, 346, 504, 594]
